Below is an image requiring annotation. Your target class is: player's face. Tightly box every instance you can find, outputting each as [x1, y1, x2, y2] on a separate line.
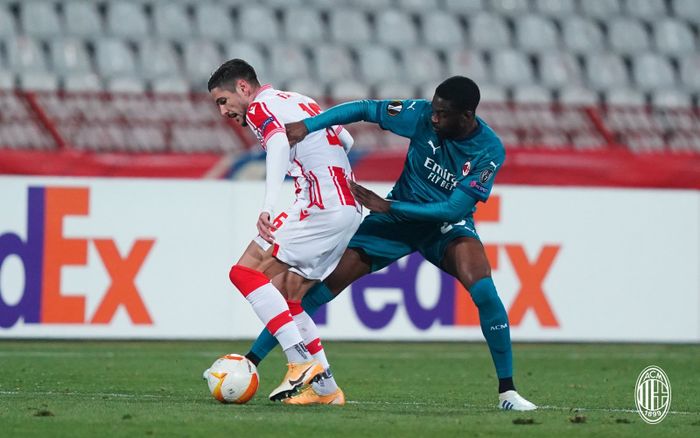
[430, 95, 472, 140]
[210, 86, 249, 127]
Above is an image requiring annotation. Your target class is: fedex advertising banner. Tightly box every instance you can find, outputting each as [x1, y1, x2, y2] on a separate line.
[0, 176, 698, 342]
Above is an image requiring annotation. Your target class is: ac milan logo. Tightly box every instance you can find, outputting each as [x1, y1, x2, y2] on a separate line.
[462, 161, 471, 176]
[635, 365, 671, 424]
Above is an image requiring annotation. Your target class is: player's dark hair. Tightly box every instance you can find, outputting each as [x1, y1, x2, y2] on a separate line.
[207, 59, 260, 91]
[435, 76, 480, 113]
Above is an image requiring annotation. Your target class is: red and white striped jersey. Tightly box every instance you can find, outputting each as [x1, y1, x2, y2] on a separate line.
[245, 84, 356, 210]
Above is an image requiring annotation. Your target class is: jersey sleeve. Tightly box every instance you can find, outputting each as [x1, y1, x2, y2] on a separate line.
[389, 188, 478, 223]
[374, 99, 430, 139]
[455, 141, 506, 203]
[246, 101, 286, 146]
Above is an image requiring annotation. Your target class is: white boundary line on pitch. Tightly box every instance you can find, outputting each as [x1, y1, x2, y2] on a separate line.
[1, 391, 697, 416]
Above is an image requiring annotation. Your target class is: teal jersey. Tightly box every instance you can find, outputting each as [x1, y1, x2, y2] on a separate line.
[376, 99, 505, 214]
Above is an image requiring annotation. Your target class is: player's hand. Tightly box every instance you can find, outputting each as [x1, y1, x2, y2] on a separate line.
[284, 121, 309, 146]
[348, 180, 391, 213]
[257, 212, 276, 244]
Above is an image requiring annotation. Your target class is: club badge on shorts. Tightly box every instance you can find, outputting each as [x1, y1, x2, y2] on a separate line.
[635, 365, 671, 424]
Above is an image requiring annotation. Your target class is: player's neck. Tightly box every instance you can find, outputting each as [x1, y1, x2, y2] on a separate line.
[454, 119, 479, 141]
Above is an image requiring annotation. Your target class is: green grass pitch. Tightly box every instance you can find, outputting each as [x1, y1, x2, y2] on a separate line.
[0, 341, 698, 437]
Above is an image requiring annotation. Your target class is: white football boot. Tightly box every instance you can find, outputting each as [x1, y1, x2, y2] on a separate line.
[498, 390, 537, 411]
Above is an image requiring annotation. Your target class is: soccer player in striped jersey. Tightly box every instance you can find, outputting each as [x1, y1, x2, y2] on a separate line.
[208, 59, 361, 404]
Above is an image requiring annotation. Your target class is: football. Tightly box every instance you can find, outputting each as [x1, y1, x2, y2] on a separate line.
[205, 354, 259, 404]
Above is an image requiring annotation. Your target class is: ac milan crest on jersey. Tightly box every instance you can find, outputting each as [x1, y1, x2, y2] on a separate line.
[462, 161, 471, 176]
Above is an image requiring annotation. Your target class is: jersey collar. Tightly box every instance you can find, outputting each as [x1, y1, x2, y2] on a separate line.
[251, 84, 273, 101]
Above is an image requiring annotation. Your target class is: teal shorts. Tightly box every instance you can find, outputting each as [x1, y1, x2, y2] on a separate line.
[347, 212, 480, 272]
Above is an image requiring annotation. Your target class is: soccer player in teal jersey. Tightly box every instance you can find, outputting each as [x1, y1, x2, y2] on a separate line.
[245, 76, 536, 410]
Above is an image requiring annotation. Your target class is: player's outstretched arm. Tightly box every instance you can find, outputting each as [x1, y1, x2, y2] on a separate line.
[348, 180, 477, 223]
[257, 133, 291, 243]
[285, 100, 382, 146]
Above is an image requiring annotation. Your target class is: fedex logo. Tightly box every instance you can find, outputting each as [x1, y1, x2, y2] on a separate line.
[0, 187, 155, 329]
[315, 195, 560, 330]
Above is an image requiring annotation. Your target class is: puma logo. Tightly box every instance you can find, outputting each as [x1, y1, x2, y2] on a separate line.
[428, 140, 440, 155]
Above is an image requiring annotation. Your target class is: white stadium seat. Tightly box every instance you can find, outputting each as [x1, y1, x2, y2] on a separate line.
[312, 45, 356, 82]
[446, 50, 489, 83]
[20, 1, 62, 37]
[0, 4, 16, 38]
[95, 38, 137, 79]
[6, 36, 48, 72]
[399, 47, 443, 85]
[623, 0, 667, 21]
[558, 87, 599, 105]
[195, 3, 234, 42]
[63, 73, 103, 92]
[608, 18, 651, 54]
[269, 44, 311, 83]
[444, 0, 484, 14]
[49, 38, 91, 74]
[653, 19, 696, 55]
[328, 9, 372, 46]
[478, 84, 508, 103]
[64, 1, 102, 37]
[153, 3, 193, 41]
[374, 81, 416, 100]
[651, 89, 692, 108]
[606, 88, 646, 106]
[107, 76, 146, 94]
[401, 0, 440, 12]
[375, 10, 418, 48]
[283, 8, 325, 44]
[468, 13, 510, 49]
[107, 2, 150, 39]
[357, 46, 400, 83]
[19, 72, 59, 92]
[533, 0, 576, 17]
[580, 0, 622, 19]
[561, 17, 605, 53]
[538, 52, 584, 88]
[152, 76, 191, 94]
[513, 85, 553, 104]
[0, 71, 15, 90]
[238, 6, 280, 43]
[585, 53, 629, 90]
[491, 0, 531, 16]
[491, 49, 534, 86]
[679, 55, 700, 91]
[225, 43, 270, 81]
[183, 40, 222, 81]
[284, 79, 325, 101]
[515, 15, 559, 52]
[632, 53, 676, 90]
[421, 11, 464, 48]
[673, 0, 700, 23]
[347, 0, 394, 11]
[328, 80, 371, 100]
[139, 40, 181, 80]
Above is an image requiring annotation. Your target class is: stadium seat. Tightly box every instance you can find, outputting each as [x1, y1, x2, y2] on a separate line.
[421, 11, 464, 48]
[107, 2, 150, 40]
[585, 53, 629, 91]
[632, 53, 676, 90]
[95, 38, 137, 79]
[515, 15, 559, 52]
[284, 79, 325, 101]
[152, 76, 190, 94]
[0, 4, 16, 38]
[490, 0, 532, 16]
[283, 8, 324, 44]
[608, 18, 651, 54]
[153, 3, 194, 41]
[63, 1, 102, 37]
[375, 10, 418, 47]
[183, 40, 223, 82]
[374, 81, 416, 100]
[6, 36, 48, 73]
[672, 0, 700, 23]
[651, 89, 692, 108]
[139, 40, 180, 80]
[238, 6, 280, 42]
[533, 0, 576, 17]
[195, 3, 235, 42]
[399, 47, 443, 85]
[679, 55, 700, 91]
[225, 43, 270, 81]
[19, 72, 59, 92]
[490, 49, 534, 86]
[513, 85, 553, 104]
[0, 71, 14, 90]
[606, 88, 646, 106]
[446, 49, 489, 83]
[63, 73, 102, 92]
[417, 81, 441, 99]
[622, 0, 667, 20]
[107, 76, 146, 93]
[561, 17, 605, 53]
[49, 38, 91, 74]
[312, 45, 355, 82]
[559, 87, 599, 105]
[538, 52, 584, 88]
[269, 44, 311, 83]
[580, 0, 622, 19]
[346, 0, 394, 11]
[400, 0, 440, 12]
[443, 0, 484, 14]
[328, 80, 371, 100]
[653, 19, 696, 55]
[328, 9, 372, 46]
[20, 1, 62, 38]
[468, 13, 510, 49]
[356, 46, 400, 83]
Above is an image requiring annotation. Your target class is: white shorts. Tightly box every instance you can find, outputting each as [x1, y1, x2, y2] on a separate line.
[254, 201, 362, 280]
